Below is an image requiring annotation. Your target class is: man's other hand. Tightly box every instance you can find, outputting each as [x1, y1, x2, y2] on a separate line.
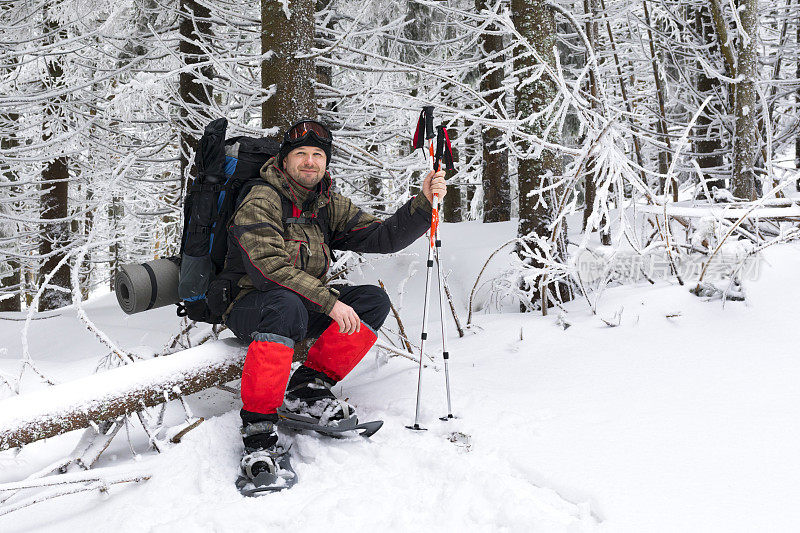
[422, 169, 447, 205]
[329, 300, 361, 335]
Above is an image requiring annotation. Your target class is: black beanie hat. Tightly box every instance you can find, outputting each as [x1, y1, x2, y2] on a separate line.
[278, 119, 333, 168]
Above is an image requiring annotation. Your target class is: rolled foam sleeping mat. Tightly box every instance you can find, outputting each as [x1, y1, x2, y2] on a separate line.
[115, 257, 180, 314]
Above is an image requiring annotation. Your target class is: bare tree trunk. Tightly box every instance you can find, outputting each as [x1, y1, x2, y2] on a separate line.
[642, 1, 675, 199]
[442, 125, 461, 222]
[39, 161, 70, 312]
[463, 112, 479, 220]
[366, 126, 384, 213]
[178, 0, 214, 190]
[367, 175, 384, 213]
[796, 11, 800, 192]
[732, 0, 759, 200]
[71, 184, 92, 300]
[39, 8, 71, 312]
[693, 7, 725, 194]
[582, 0, 598, 229]
[581, 0, 609, 245]
[511, 0, 572, 309]
[108, 195, 122, 292]
[315, 0, 337, 117]
[598, 0, 646, 197]
[262, 0, 317, 131]
[477, 0, 510, 222]
[0, 262, 21, 312]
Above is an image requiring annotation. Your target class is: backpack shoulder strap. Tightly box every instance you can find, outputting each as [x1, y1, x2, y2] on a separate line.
[233, 178, 331, 245]
[233, 179, 292, 236]
[316, 204, 331, 248]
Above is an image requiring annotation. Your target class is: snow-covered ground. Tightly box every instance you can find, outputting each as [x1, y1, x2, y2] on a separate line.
[2, 221, 800, 532]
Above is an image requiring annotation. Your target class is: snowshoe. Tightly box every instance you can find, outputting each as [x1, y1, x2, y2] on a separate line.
[276, 410, 383, 438]
[282, 365, 356, 425]
[236, 420, 297, 496]
[277, 366, 383, 438]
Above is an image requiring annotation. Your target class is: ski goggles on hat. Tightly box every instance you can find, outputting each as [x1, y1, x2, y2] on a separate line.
[285, 119, 332, 145]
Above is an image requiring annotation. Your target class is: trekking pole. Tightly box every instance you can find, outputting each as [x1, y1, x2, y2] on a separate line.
[433, 125, 454, 421]
[407, 110, 456, 429]
[407, 106, 437, 431]
[433, 233, 453, 420]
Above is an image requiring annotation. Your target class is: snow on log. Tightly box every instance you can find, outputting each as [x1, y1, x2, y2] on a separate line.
[635, 201, 800, 220]
[0, 339, 246, 451]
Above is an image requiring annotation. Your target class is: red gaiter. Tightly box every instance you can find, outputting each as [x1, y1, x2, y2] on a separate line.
[305, 322, 378, 381]
[240, 339, 294, 414]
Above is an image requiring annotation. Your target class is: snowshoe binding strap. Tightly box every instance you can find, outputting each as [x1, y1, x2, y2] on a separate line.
[240, 421, 276, 439]
[237, 445, 297, 496]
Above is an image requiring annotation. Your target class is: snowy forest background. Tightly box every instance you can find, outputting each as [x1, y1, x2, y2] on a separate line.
[2, 0, 800, 528]
[3, 0, 800, 317]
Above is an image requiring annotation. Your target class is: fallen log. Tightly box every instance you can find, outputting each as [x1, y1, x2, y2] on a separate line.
[0, 339, 246, 451]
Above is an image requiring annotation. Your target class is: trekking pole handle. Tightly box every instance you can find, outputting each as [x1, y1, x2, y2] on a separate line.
[423, 105, 435, 140]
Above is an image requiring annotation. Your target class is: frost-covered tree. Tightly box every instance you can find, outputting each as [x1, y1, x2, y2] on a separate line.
[511, 0, 572, 306]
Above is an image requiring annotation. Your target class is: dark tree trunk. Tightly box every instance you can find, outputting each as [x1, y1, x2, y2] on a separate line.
[39, 157, 70, 312]
[582, 0, 599, 232]
[463, 113, 478, 220]
[178, 0, 214, 190]
[477, 0, 510, 222]
[109, 196, 122, 292]
[693, 7, 725, 194]
[39, 10, 71, 312]
[796, 14, 800, 191]
[642, 1, 675, 199]
[366, 131, 384, 213]
[261, 0, 317, 131]
[511, 0, 572, 309]
[315, 0, 336, 114]
[442, 125, 461, 222]
[732, 0, 759, 200]
[0, 263, 21, 312]
[581, 0, 609, 245]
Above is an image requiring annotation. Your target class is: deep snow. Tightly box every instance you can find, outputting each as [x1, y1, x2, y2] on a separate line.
[2, 220, 800, 532]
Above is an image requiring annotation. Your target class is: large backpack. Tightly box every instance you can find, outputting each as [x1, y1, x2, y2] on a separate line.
[177, 118, 331, 324]
[177, 118, 280, 323]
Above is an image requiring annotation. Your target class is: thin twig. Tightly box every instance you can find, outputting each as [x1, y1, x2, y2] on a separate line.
[170, 418, 204, 444]
[378, 279, 413, 352]
[0, 476, 150, 517]
[468, 238, 521, 325]
[434, 257, 465, 337]
[374, 339, 434, 367]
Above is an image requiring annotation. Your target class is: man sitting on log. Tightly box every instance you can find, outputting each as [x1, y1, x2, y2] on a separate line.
[222, 118, 446, 493]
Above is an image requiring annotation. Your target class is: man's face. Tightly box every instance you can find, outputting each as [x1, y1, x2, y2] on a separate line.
[282, 146, 326, 188]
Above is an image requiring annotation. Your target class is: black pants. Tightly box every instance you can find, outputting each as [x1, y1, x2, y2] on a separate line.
[226, 284, 391, 345]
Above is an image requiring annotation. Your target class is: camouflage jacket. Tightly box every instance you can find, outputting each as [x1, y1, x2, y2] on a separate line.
[225, 157, 433, 315]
